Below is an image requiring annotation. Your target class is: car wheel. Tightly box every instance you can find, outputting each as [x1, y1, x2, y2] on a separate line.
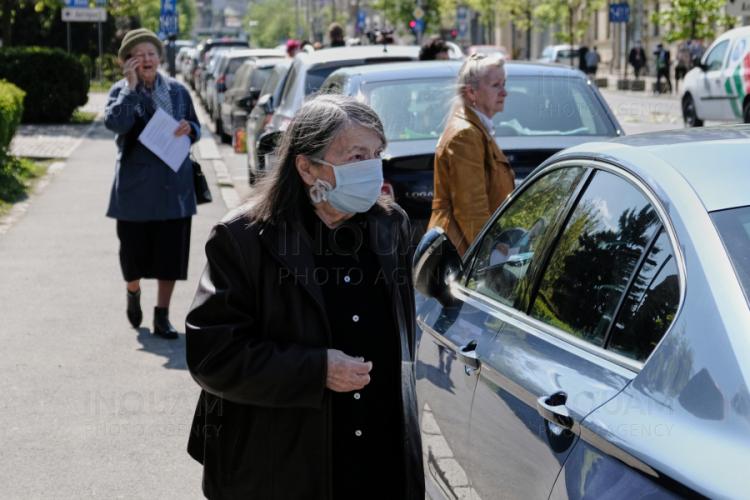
[682, 94, 704, 127]
[744, 99, 750, 124]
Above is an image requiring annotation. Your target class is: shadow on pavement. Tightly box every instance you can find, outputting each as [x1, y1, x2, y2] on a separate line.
[135, 327, 187, 370]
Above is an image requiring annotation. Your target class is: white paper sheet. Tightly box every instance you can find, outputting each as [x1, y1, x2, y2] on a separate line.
[138, 107, 191, 172]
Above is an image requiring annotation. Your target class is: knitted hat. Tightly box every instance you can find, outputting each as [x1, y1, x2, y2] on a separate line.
[118, 28, 163, 60]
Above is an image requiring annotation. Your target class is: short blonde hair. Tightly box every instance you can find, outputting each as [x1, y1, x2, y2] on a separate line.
[457, 53, 505, 98]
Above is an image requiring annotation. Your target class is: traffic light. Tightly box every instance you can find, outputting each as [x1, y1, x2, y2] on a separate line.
[408, 19, 417, 34]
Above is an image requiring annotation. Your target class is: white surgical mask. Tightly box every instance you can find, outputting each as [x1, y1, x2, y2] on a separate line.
[308, 157, 384, 213]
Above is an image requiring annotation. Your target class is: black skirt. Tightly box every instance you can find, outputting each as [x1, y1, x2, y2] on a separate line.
[116, 218, 191, 281]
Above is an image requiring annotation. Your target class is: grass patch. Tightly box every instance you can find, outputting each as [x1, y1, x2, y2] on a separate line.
[89, 80, 115, 92]
[70, 109, 97, 124]
[0, 156, 48, 216]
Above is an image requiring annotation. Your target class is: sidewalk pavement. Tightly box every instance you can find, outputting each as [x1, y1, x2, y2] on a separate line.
[0, 92, 231, 498]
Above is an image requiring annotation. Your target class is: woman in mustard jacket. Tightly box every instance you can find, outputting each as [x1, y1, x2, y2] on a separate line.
[428, 53, 515, 255]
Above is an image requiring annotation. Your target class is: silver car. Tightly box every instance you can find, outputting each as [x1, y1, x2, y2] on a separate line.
[414, 126, 750, 499]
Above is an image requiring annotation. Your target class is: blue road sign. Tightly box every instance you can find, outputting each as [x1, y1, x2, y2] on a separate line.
[159, 0, 178, 36]
[357, 10, 366, 31]
[66, 0, 89, 7]
[414, 18, 425, 34]
[609, 3, 630, 23]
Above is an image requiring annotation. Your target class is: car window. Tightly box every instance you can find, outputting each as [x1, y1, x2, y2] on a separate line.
[711, 205, 750, 306]
[278, 62, 301, 109]
[249, 67, 272, 90]
[607, 230, 679, 361]
[304, 64, 357, 95]
[465, 167, 586, 306]
[232, 63, 253, 90]
[530, 170, 661, 346]
[705, 40, 729, 71]
[494, 76, 616, 137]
[364, 78, 455, 141]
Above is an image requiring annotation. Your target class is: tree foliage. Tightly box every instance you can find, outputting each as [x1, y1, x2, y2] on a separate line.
[533, 0, 606, 45]
[651, 0, 736, 43]
[371, 0, 441, 34]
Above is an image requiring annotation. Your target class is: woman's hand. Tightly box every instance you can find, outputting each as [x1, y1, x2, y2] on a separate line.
[326, 349, 372, 392]
[123, 57, 140, 90]
[174, 120, 192, 137]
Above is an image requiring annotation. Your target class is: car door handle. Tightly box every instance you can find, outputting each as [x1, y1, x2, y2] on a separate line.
[457, 340, 480, 371]
[537, 391, 574, 430]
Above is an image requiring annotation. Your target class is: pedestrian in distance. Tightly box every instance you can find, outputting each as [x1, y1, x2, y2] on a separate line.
[185, 94, 424, 499]
[286, 39, 301, 58]
[328, 22, 346, 47]
[419, 36, 450, 60]
[675, 41, 692, 93]
[654, 43, 672, 94]
[586, 47, 600, 77]
[579, 45, 589, 73]
[428, 53, 515, 256]
[629, 42, 647, 79]
[104, 28, 201, 339]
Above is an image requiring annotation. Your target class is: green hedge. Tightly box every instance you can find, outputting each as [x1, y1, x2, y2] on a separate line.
[0, 47, 88, 124]
[0, 80, 25, 158]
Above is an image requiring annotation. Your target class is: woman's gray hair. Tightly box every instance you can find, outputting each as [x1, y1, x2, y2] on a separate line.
[457, 53, 505, 99]
[246, 93, 388, 223]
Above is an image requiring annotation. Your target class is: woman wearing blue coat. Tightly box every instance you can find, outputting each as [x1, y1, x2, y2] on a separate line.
[105, 28, 201, 339]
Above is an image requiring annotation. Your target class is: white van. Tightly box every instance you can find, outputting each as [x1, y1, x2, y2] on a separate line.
[682, 26, 750, 126]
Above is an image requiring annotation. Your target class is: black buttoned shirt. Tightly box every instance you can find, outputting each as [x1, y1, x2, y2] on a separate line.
[305, 208, 405, 499]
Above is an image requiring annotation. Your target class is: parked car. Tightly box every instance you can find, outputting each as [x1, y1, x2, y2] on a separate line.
[681, 25, 750, 126]
[413, 125, 750, 499]
[219, 57, 284, 143]
[538, 44, 580, 66]
[193, 38, 249, 96]
[245, 59, 292, 184]
[251, 45, 421, 180]
[208, 49, 284, 136]
[200, 47, 233, 110]
[320, 60, 622, 242]
[467, 44, 509, 59]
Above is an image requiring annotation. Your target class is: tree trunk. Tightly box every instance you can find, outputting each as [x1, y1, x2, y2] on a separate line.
[526, 8, 532, 59]
[1, 0, 13, 47]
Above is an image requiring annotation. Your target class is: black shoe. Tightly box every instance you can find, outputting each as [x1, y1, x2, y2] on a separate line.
[153, 307, 178, 339]
[127, 289, 142, 328]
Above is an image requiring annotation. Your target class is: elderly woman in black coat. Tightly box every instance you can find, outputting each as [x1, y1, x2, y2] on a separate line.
[185, 94, 424, 499]
[105, 28, 200, 338]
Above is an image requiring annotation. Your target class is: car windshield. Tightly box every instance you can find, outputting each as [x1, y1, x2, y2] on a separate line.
[304, 64, 357, 95]
[362, 75, 615, 142]
[711, 205, 750, 306]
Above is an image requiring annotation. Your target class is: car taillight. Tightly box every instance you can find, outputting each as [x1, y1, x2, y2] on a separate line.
[262, 113, 273, 128]
[381, 181, 394, 200]
[216, 75, 226, 92]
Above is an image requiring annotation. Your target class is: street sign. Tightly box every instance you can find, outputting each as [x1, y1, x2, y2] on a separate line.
[65, 0, 89, 7]
[61, 7, 107, 22]
[457, 5, 468, 38]
[159, 0, 178, 37]
[357, 10, 366, 32]
[726, 0, 750, 16]
[414, 18, 425, 34]
[609, 3, 630, 23]
[413, 6, 424, 19]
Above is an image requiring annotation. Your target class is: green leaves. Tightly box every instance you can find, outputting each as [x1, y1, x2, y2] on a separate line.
[651, 0, 737, 42]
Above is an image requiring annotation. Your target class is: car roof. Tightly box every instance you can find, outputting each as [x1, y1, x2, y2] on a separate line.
[329, 60, 586, 80]
[222, 49, 285, 59]
[551, 125, 750, 212]
[293, 45, 420, 66]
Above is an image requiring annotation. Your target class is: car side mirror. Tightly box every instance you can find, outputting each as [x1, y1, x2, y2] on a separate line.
[258, 94, 274, 114]
[413, 228, 464, 307]
[238, 93, 258, 112]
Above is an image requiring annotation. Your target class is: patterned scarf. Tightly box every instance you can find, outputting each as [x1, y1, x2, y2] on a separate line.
[140, 73, 174, 118]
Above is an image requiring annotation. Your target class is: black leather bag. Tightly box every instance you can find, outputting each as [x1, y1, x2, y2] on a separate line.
[192, 158, 212, 205]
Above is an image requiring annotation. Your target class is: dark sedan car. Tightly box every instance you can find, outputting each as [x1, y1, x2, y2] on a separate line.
[413, 126, 750, 499]
[250, 45, 420, 182]
[219, 57, 284, 143]
[320, 61, 622, 241]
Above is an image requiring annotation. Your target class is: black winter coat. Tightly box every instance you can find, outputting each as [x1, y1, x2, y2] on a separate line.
[185, 204, 424, 499]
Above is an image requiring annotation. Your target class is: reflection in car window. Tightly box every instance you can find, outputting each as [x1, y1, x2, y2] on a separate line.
[711, 205, 750, 306]
[530, 170, 660, 346]
[466, 167, 585, 306]
[365, 78, 455, 141]
[495, 76, 615, 137]
[705, 40, 729, 71]
[608, 230, 679, 361]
